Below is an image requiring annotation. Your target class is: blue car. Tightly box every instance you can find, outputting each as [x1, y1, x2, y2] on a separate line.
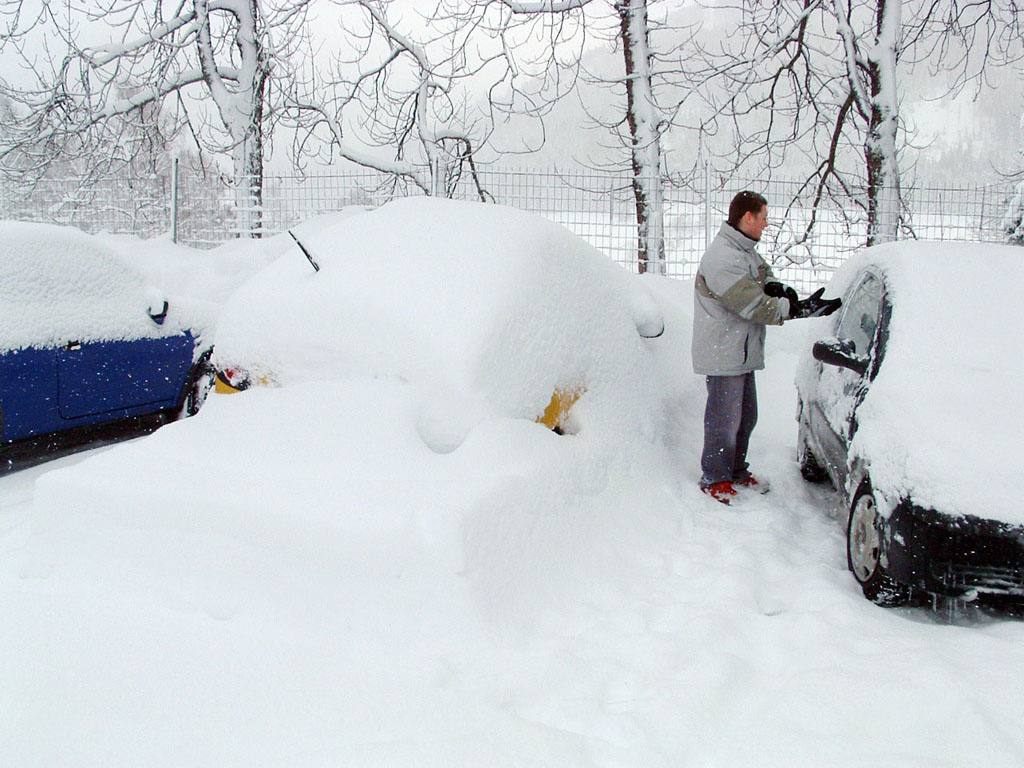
[0, 222, 213, 468]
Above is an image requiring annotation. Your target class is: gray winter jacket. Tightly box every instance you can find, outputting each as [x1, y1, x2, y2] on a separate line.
[691, 222, 790, 376]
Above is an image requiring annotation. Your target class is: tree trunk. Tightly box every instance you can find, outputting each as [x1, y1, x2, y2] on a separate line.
[236, 55, 267, 239]
[865, 0, 901, 246]
[615, 0, 665, 274]
[196, 0, 269, 238]
[1004, 180, 1024, 244]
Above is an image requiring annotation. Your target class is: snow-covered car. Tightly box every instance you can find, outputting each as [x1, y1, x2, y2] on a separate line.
[796, 241, 1024, 608]
[35, 196, 683, 584]
[0, 221, 213, 467]
[213, 197, 667, 440]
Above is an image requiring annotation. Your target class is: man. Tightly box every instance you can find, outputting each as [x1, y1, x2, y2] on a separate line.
[692, 191, 841, 504]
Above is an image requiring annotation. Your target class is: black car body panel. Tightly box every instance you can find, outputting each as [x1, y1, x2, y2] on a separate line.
[797, 262, 1024, 604]
[885, 501, 1024, 598]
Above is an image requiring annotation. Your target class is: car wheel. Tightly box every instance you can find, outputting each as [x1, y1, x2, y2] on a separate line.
[178, 351, 215, 418]
[796, 400, 828, 484]
[847, 482, 912, 606]
[798, 436, 828, 483]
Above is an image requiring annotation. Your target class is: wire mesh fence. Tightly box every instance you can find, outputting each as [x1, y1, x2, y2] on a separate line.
[0, 175, 170, 239]
[1, 165, 1017, 291]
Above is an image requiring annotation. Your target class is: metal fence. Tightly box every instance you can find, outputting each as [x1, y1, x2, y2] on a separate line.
[1, 165, 1016, 292]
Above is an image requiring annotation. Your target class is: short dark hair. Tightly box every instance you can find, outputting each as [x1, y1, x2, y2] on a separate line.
[727, 190, 767, 228]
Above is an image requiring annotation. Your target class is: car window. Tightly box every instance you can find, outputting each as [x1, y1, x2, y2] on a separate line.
[837, 274, 883, 356]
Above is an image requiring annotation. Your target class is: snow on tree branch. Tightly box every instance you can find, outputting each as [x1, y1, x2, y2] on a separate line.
[496, 0, 593, 12]
[273, 0, 495, 197]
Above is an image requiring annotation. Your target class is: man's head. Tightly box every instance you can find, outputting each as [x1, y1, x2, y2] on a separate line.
[727, 190, 768, 241]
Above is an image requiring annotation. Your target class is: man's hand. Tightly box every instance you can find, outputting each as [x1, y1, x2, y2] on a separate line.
[790, 288, 842, 319]
[764, 281, 799, 306]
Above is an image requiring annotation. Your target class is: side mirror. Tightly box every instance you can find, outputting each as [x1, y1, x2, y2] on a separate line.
[148, 299, 169, 326]
[635, 316, 665, 339]
[812, 337, 868, 376]
[629, 285, 665, 339]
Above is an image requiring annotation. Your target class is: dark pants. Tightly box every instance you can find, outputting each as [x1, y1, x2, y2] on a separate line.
[700, 372, 758, 487]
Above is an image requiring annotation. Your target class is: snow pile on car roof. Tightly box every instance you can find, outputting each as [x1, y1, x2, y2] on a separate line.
[0, 221, 184, 350]
[98, 207, 373, 308]
[215, 197, 670, 445]
[29, 199, 692, 586]
[805, 240, 1024, 522]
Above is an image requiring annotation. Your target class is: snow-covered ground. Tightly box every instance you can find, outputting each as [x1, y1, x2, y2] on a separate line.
[2, 205, 1024, 766]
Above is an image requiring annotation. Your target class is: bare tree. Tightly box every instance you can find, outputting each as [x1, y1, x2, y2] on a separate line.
[684, 0, 1022, 250]
[279, 0, 493, 198]
[0, 0, 494, 235]
[440, 0, 675, 274]
[838, 0, 900, 245]
[615, 0, 665, 272]
[0, 0, 307, 236]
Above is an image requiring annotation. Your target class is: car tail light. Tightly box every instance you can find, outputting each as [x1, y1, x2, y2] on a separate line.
[214, 366, 252, 394]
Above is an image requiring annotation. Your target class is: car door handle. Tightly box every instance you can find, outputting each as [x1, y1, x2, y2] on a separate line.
[65, 341, 82, 351]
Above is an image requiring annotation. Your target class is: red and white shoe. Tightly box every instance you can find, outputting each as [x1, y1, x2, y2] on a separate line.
[701, 481, 738, 505]
[734, 475, 770, 494]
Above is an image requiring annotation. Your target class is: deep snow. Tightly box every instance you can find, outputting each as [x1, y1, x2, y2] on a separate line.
[2, 207, 1024, 766]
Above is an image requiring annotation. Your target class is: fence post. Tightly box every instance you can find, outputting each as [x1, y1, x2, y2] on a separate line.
[609, 179, 615, 246]
[171, 157, 179, 244]
[978, 188, 985, 240]
[704, 160, 712, 251]
[429, 155, 442, 197]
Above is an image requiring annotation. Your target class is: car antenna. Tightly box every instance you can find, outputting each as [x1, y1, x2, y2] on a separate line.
[288, 230, 320, 273]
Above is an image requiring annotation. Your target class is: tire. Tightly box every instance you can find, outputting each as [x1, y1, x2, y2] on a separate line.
[798, 437, 829, 483]
[797, 417, 829, 483]
[178, 349, 215, 419]
[847, 481, 912, 606]
[182, 367, 214, 417]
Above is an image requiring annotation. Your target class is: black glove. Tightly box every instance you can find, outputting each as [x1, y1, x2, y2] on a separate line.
[764, 281, 799, 306]
[790, 287, 842, 319]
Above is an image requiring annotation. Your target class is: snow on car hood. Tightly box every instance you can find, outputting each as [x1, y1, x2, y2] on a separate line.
[0, 220, 188, 350]
[214, 197, 670, 445]
[800, 240, 1024, 524]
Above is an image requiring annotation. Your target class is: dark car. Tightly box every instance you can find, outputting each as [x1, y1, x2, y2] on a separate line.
[0, 222, 213, 468]
[796, 242, 1024, 609]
